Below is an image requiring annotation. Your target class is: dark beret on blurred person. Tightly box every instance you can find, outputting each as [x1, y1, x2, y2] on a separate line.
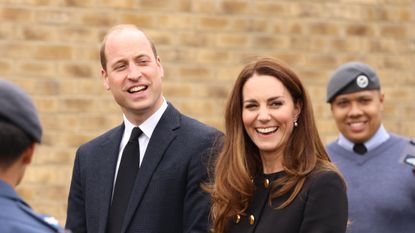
[326, 61, 381, 103]
[0, 80, 42, 143]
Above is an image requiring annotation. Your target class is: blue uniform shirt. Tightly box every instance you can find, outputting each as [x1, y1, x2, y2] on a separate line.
[0, 180, 65, 233]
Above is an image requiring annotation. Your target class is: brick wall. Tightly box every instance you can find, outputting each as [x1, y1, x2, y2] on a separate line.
[1, 0, 414, 225]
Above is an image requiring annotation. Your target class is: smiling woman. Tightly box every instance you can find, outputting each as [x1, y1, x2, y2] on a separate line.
[242, 74, 301, 173]
[208, 57, 348, 233]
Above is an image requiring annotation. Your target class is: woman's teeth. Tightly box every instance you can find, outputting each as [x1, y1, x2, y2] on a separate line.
[256, 127, 278, 134]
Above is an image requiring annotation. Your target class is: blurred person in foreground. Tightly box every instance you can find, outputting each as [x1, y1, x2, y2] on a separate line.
[208, 57, 348, 233]
[0, 80, 65, 233]
[325, 61, 415, 233]
[65, 24, 221, 233]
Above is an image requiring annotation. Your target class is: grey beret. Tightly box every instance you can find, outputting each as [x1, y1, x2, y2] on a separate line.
[326, 61, 380, 103]
[0, 80, 42, 142]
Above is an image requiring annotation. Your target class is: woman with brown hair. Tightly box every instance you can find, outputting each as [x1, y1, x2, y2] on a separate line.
[209, 57, 348, 233]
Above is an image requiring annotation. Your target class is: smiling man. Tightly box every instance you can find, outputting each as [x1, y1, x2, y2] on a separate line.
[65, 24, 221, 233]
[325, 61, 415, 233]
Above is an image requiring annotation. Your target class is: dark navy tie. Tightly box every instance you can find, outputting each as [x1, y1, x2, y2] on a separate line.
[107, 127, 142, 233]
[353, 143, 367, 155]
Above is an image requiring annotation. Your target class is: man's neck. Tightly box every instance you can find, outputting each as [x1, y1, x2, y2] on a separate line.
[0, 164, 25, 187]
[0, 173, 17, 187]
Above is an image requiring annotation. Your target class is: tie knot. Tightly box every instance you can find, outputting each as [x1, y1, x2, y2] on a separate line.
[353, 143, 367, 155]
[129, 127, 142, 142]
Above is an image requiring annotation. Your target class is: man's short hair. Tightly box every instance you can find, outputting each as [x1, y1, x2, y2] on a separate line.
[99, 24, 158, 71]
[0, 121, 33, 169]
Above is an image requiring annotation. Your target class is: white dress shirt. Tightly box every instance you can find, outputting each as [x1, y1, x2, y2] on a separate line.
[112, 98, 168, 192]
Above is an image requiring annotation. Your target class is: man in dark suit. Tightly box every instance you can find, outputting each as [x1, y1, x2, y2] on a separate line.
[0, 80, 65, 233]
[65, 24, 221, 233]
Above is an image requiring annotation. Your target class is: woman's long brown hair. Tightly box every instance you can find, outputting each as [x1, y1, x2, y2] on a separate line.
[209, 57, 341, 233]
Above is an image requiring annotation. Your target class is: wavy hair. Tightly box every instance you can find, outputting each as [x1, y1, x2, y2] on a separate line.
[209, 57, 340, 233]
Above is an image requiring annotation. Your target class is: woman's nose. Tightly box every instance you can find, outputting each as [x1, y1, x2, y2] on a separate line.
[257, 108, 271, 122]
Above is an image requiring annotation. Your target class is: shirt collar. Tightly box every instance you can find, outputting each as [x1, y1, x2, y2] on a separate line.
[0, 180, 26, 205]
[338, 124, 390, 152]
[122, 97, 168, 138]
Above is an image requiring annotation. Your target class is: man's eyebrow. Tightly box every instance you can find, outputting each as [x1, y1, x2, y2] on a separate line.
[334, 97, 349, 102]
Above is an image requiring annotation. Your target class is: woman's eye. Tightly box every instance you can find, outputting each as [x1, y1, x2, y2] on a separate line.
[244, 104, 257, 109]
[270, 101, 283, 107]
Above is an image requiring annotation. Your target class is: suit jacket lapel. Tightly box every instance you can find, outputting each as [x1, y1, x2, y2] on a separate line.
[121, 105, 180, 233]
[96, 125, 124, 233]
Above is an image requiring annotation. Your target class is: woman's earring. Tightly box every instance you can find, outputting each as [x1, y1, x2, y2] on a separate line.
[294, 121, 298, 127]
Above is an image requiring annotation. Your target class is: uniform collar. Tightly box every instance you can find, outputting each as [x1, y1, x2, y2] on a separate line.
[0, 179, 28, 206]
[338, 124, 390, 152]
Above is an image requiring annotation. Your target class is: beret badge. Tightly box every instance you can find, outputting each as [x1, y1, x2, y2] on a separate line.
[356, 75, 369, 89]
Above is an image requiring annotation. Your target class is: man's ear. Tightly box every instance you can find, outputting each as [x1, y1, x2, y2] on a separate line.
[102, 69, 110, 90]
[156, 56, 165, 78]
[21, 143, 36, 165]
[378, 91, 385, 112]
[379, 91, 385, 103]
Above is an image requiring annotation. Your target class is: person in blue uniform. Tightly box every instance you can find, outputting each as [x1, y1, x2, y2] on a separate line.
[325, 61, 415, 233]
[0, 80, 66, 233]
[208, 57, 348, 233]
